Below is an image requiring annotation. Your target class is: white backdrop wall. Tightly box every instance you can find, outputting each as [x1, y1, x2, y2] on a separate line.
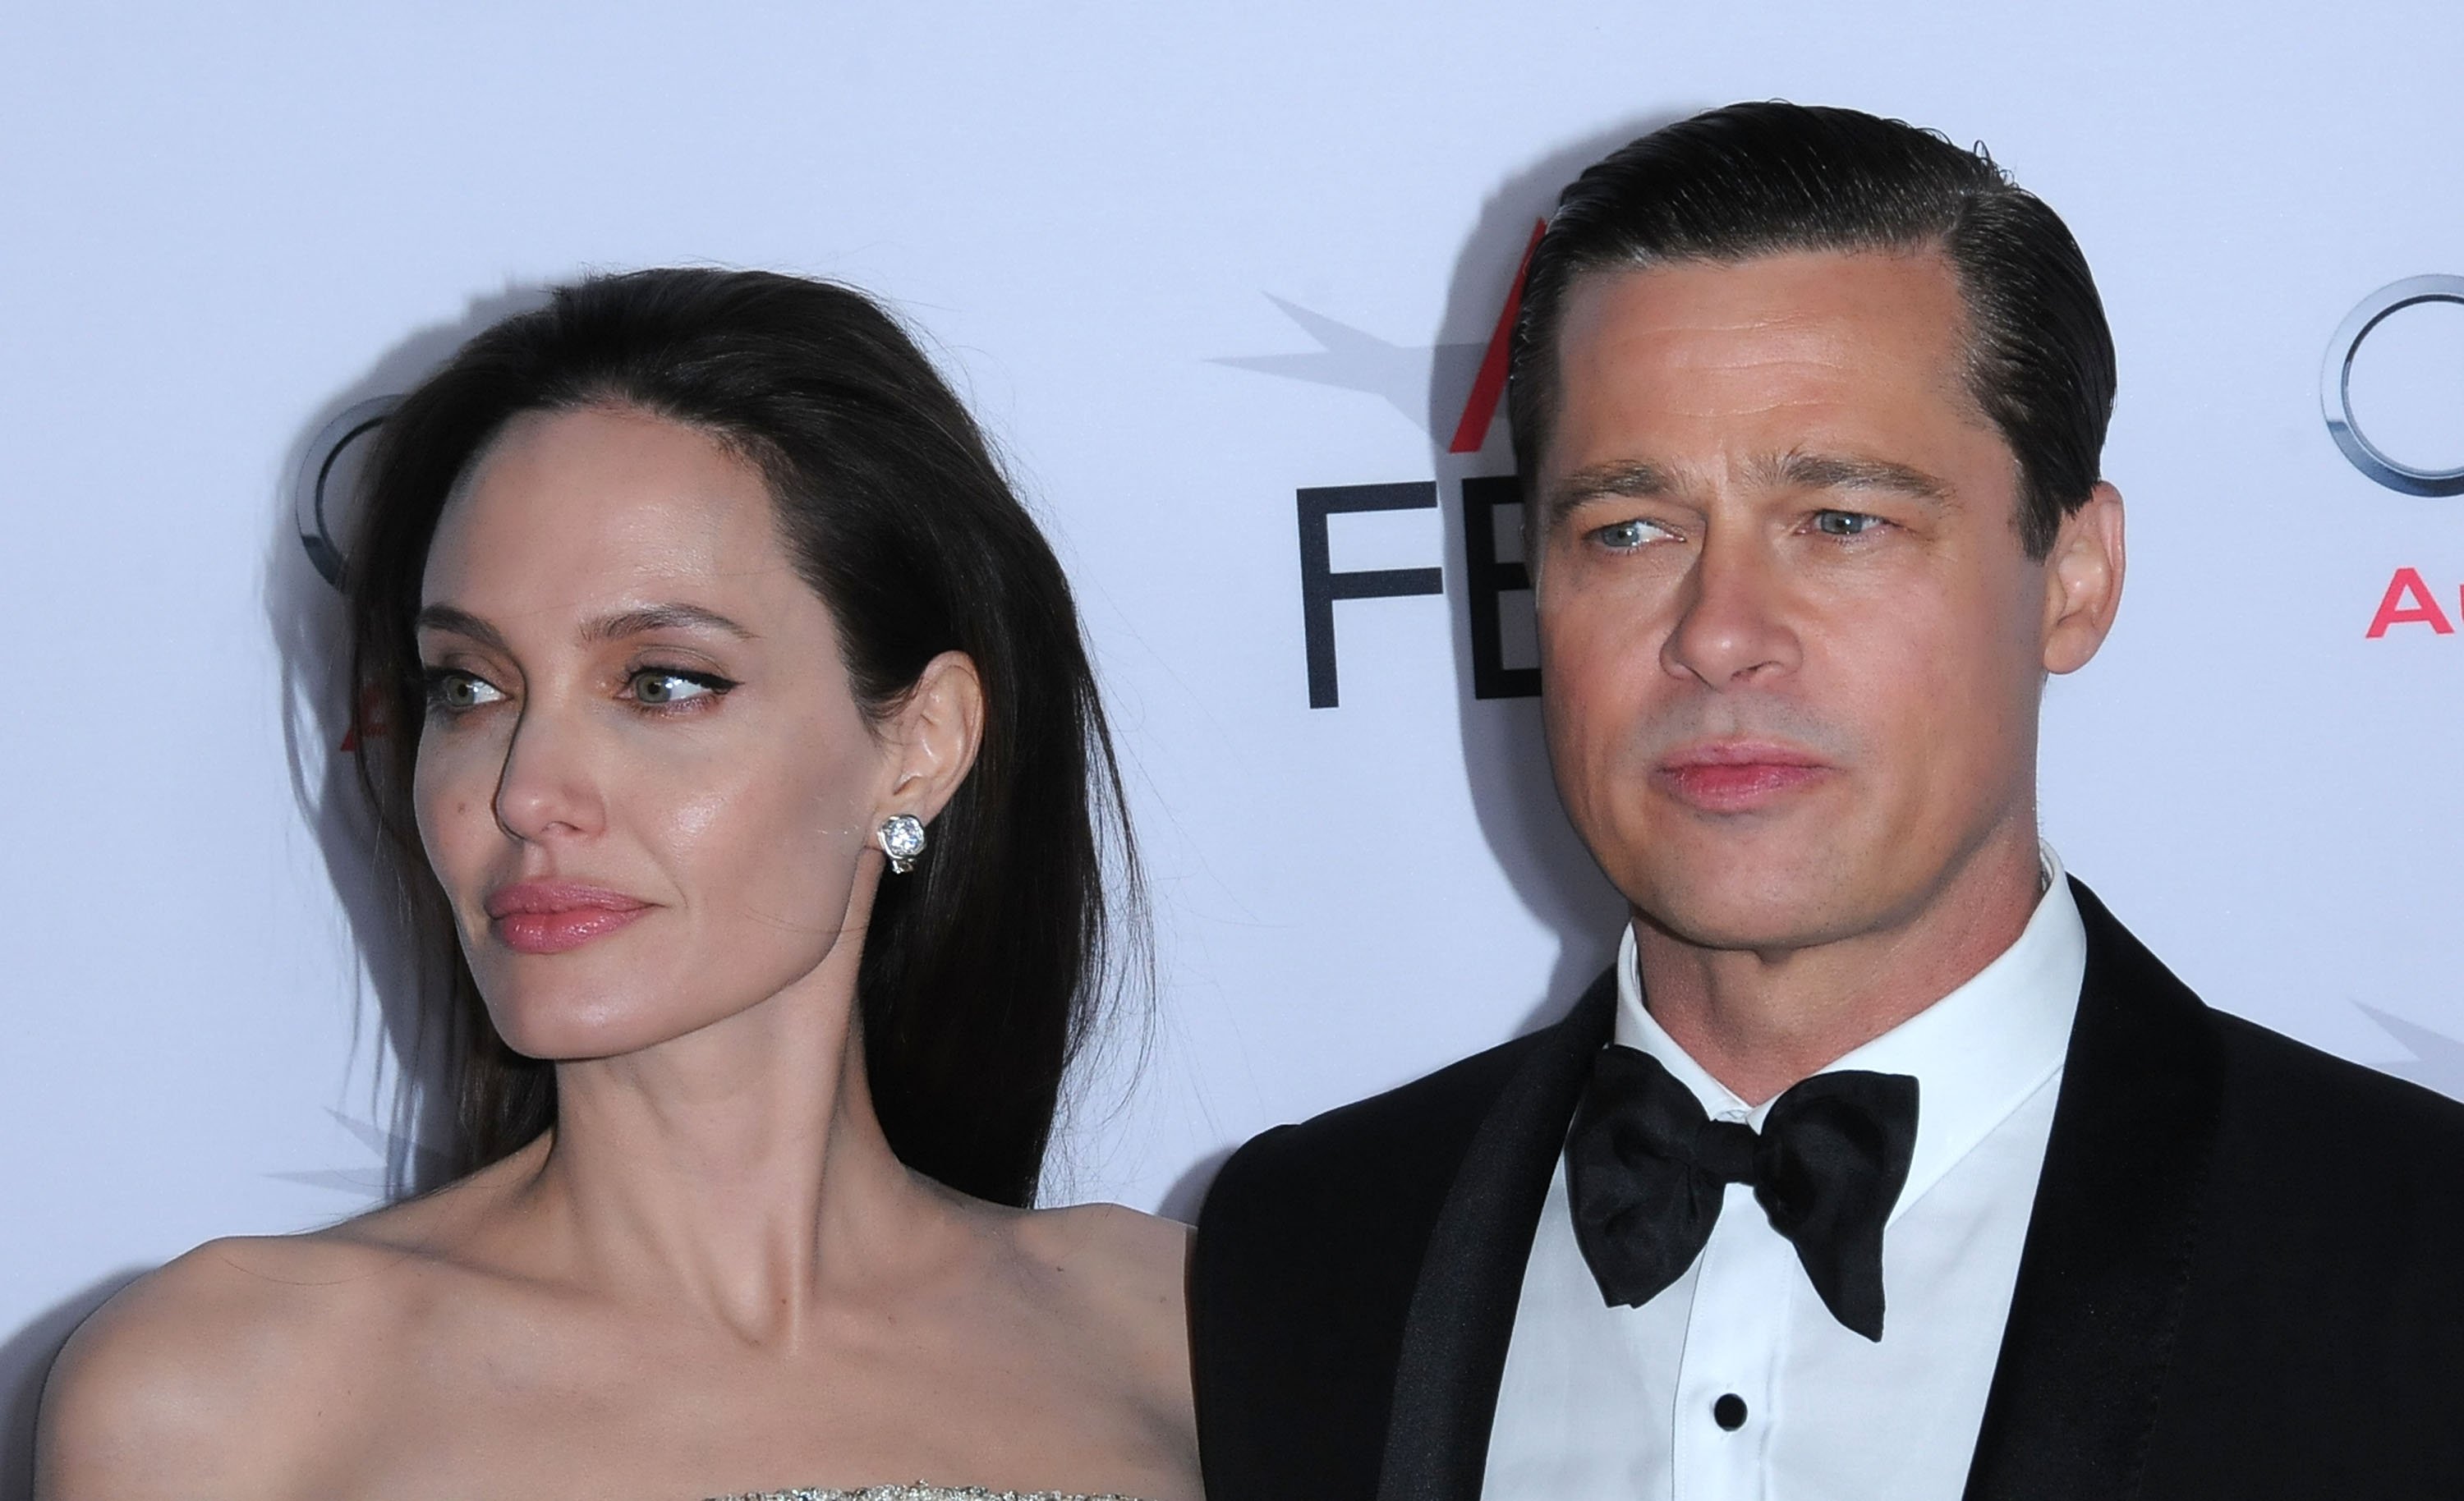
[6, 2, 2463, 1490]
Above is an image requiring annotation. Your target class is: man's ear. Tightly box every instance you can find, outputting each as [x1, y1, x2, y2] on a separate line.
[880, 650, 985, 824]
[2041, 482, 2125, 675]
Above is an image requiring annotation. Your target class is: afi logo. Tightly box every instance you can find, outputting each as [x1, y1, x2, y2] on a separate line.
[1223, 223, 1544, 708]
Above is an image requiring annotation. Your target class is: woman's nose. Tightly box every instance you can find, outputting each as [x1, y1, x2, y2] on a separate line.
[490, 705, 608, 844]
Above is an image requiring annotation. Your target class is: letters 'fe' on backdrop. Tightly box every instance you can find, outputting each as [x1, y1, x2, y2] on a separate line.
[2, 4, 2461, 1489]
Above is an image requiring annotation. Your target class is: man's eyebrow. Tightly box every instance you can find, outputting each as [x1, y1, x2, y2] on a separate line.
[579, 603, 756, 644]
[1769, 452, 1957, 505]
[413, 604, 508, 651]
[1546, 459, 1677, 526]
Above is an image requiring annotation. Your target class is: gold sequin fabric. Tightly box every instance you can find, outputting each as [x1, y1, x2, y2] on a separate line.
[710, 1488, 1147, 1501]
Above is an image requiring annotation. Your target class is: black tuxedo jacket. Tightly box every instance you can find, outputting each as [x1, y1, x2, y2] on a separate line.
[1190, 881, 2464, 1499]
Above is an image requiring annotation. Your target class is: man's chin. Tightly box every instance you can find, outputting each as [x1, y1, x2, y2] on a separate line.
[1626, 876, 1872, 958]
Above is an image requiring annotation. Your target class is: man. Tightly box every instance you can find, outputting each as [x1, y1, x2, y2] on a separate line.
[1189, 103, 2464, 1500]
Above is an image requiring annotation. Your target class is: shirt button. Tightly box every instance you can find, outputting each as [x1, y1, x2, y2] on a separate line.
[1713, 1393, 1749, 1430]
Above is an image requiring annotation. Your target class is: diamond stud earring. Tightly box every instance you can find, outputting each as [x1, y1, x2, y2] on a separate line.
[877, 813, 927, 875]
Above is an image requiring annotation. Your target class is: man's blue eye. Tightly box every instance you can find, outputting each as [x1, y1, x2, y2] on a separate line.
[1814, 511, 1882, 538]
[1597, 519, 1662, 549]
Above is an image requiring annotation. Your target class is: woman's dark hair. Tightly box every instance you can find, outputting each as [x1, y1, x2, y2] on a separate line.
[1509, 100, 2117, 558]
[347, 267, 1140, 1208]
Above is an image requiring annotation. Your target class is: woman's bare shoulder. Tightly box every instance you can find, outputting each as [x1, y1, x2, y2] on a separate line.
[1015, 1200, 1190, 1309]
[36, 1229, 397, 1496]
[34, 1182, 501, 1500]
[1010, 1201, 1193, 1414]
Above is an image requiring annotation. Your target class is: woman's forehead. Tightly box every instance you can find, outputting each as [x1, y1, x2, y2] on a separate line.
[421, 406, 802, 621]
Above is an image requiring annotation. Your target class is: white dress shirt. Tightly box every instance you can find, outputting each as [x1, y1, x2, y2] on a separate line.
[1481, 849, 2087, 1501]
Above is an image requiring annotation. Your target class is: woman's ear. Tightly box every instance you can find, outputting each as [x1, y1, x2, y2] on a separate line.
[880, 650, 985, 824]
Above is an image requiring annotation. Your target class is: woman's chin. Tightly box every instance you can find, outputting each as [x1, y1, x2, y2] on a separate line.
[482, 990, 728, 1065]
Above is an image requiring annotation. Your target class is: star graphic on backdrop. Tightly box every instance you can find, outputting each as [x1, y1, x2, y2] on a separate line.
[270, 1109, 447, 1198]
[2356, 1004, 2464, 1102]
[1212, 296, 1487, 440]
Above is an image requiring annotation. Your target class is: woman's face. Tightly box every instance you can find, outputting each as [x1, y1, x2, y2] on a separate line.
[411, 404, 894, 1061]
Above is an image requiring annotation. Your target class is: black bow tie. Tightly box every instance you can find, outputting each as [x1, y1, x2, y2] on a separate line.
[1564, 1044, 1918, 1341]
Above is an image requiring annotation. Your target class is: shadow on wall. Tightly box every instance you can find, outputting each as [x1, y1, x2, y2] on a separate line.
[1157, 1146, 1237, 1225]
[0, 290, 547, 1498]
[1425, 113, 1690, 1037]
[264, 285, 552, 1196]
[0, 1269, 145, 1501]
[1165, 116, 1691, 1218]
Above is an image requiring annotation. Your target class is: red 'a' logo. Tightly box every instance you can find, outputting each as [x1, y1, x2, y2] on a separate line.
[2366, 567, 2458, 638]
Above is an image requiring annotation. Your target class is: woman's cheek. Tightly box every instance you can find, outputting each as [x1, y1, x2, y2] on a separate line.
[662, 784, 734, 852]
[412, 737, 502, 884]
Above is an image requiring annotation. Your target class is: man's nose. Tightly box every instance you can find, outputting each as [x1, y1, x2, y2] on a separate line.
[1661, 533, 1801, 688]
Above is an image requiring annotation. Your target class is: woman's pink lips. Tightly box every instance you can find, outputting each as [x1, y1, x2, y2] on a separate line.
[1653, 745, 1835, 813]
[485, 882, 651, 956]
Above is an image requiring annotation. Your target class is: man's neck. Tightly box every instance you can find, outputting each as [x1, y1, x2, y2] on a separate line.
[1634, 834, 2047, 1106]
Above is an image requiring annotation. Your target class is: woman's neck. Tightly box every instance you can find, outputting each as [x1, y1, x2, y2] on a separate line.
[499, 905, 979, 1345]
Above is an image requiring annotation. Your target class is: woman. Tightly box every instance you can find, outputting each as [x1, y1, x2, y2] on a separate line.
[37, 269, 1197, 1501]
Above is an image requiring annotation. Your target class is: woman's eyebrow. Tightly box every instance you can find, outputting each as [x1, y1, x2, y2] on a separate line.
[413, 604, 508, 650]
[579, 603, 757, 644]
[414, 602, 757, 650]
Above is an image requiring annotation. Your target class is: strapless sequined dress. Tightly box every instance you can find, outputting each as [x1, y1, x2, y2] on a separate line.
[705, 1478, 1143, 1488]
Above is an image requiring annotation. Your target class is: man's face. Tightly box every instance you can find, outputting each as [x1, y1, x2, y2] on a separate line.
[1534, 249, 2115, 954]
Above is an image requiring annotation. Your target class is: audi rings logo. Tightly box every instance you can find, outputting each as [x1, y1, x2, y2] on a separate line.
[292, 396, 397, 590]
[2324, 276, 2464, 498]
[2329, 277, 2464, 640]
[292, 396, 399, 748]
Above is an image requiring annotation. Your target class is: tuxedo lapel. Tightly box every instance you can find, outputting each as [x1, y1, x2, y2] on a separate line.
[1376, 971, 1617, 1501]
[1960, 879, 2227, 1500]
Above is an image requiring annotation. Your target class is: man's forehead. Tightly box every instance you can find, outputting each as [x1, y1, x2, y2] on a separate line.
[1557, 246, 1970, 365]
[1546, 250, 1997, 466]
[1569, 242, 1965, 302]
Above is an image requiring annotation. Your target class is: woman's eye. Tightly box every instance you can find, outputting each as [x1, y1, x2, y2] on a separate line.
[628, 668, 734, 707]
[1593, 517, 1673, 550]
[423, 669, 505, 713]
[1812, 509, 1885, 538]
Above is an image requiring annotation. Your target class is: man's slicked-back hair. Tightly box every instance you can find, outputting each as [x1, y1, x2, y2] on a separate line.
[1508, 101, 2116, 558]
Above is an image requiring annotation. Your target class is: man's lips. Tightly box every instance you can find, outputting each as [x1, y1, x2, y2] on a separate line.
[484, 882, 651, 956]
[1653, 742, 1836, 813]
